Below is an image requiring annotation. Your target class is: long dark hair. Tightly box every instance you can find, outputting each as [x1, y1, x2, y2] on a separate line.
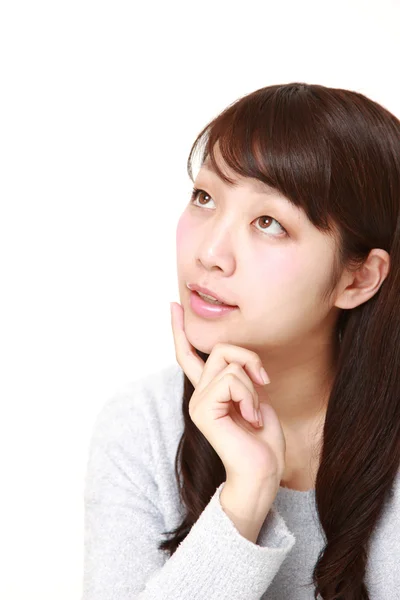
[158, 83, 400, 599]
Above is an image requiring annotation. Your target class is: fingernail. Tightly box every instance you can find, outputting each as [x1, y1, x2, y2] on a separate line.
[260, 367, 270, 385]
[257, 409, 263, 427]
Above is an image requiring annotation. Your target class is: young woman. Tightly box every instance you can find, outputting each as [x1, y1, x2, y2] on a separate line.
[83, 83, 400, 600]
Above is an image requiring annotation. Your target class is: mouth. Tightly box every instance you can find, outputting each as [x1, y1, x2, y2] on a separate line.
[188, 288, 239, 318]
[193, 289, 237, 307]
[186, 283, 238, 307]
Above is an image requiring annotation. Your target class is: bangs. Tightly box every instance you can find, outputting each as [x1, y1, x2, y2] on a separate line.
[187, 83, 337, 236]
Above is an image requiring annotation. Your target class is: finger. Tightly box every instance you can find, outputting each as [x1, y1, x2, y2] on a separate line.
[213, 361, 259, 413]
[170, 302, 204, 388]
[212, 372, 260, 426]
[197, 342, 268, 394]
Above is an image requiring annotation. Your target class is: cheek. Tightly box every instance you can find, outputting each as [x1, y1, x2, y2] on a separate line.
[255, 249, 301, 287]
[176, 212, 193, 256]
[255, 247, 331, 316]
[248, 249, 320, 316]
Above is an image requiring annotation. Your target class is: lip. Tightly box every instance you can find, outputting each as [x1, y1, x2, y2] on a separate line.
[186, 283, 237, 307]
[189, 290, 239, 318]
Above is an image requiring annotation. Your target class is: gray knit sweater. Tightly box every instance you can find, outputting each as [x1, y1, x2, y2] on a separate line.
[82, 363, 400, 599]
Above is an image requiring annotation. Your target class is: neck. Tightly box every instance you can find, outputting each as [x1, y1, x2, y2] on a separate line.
[255, 334, 338, 431]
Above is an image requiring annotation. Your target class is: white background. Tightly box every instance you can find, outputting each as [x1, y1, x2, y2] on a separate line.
[0, 1, 399, 598]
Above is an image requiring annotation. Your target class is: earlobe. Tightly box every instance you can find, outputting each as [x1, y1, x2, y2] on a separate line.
[334, 249, 390, 310]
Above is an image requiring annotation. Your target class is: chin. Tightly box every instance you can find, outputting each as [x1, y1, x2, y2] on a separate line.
[184, 320, 237, 354]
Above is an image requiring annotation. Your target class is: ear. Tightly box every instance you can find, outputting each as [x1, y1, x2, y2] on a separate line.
[334, 249, 391, 310]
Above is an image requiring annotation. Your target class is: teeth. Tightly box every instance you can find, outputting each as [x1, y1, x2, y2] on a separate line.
[197, 291, 225, 305]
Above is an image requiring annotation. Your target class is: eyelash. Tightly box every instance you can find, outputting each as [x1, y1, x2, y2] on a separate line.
[189, 187, 288, 238]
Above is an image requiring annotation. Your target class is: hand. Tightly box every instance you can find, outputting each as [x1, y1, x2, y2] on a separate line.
[170, 301, 286, 488]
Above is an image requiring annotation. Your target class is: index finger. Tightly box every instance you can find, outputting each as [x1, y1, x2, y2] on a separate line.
[170, 302, 205, 387]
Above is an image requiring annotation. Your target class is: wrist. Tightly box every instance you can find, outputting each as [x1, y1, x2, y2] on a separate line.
[219, 479, 277, 544]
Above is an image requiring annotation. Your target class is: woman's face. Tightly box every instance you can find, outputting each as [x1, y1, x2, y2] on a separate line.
[176, 146, 342, 356]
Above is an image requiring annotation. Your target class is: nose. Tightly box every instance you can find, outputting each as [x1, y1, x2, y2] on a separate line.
[196, 226, 236, 274]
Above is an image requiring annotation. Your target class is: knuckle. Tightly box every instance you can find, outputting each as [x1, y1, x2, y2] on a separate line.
[228, 362, 242, 375]
[224, 371, 237, 384]
[244, 348, 261, 362]
[253, 354, 263, 367]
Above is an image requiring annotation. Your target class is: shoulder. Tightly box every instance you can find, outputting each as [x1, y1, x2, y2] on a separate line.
[84, 364, 184, 505]
[95, 362, 183, 422]
[90, 362, 185, 458]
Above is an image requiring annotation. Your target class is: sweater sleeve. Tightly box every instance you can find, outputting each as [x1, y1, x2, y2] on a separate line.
[82, 386, 296, 600]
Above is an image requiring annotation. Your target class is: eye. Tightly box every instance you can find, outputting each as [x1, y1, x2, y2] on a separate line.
[189, 187, 288, 238]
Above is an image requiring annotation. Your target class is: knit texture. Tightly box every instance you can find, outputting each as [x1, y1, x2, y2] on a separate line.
[82, 363, 400, 599]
